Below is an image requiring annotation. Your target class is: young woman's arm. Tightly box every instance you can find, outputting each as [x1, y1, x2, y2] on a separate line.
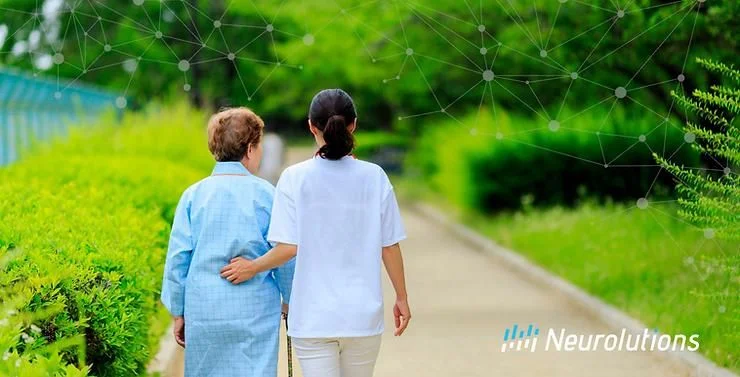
[220, 243, 297, 284]
[382, 243, 411, 336]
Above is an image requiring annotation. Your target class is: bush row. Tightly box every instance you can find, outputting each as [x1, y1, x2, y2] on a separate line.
[406, 107, 700, 211]
[0, 104, 211, 376]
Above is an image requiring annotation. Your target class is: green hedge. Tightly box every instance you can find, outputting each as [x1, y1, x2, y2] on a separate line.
[0, 104, 211, 376]
[407, 108, 700, 211]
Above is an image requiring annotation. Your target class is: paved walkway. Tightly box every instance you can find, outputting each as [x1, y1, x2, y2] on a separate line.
[165, 147, 691, 376]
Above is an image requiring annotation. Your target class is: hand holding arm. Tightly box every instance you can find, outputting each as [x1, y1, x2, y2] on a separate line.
[220, 243, 297, 284]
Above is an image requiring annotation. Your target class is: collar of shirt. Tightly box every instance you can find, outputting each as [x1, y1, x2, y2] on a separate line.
[211, 161, 250, 176]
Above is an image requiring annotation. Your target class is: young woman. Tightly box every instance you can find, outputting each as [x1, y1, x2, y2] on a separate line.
[222, 89, 411, 377]
[161, 107, 295, 377]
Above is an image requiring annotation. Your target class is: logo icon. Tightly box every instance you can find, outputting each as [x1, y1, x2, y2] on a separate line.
[501, 323, 539, 352]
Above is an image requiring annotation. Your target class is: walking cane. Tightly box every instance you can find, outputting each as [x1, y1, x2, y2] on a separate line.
[283, 311, 293, 377]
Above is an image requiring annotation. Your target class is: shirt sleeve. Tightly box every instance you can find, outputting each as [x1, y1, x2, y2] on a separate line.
[267, 171, 298, 245]
[381, 177, 407, 247]
[161, 189, 194, 317]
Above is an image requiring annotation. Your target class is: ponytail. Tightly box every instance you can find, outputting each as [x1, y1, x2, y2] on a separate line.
[309, 89, 358, 160]
[318, 115, 354, 160]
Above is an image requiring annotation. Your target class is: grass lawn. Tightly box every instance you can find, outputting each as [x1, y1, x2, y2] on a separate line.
[395, 179, 738, 371]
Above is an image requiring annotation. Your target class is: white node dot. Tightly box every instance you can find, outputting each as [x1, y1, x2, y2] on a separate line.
[440, 108, 446, 113]
[266, 24, 274, 32]
[470, 128, 478, 135]
[183, 84, 191, 92]
[636, 197, 648, 209]
[52, 53, 64, 65]
[406, 48, 414, 56]
[137, 56, 142, 60]
[480, 47, 487, 55]
[482, 69, 494, 82]
[213, 20, 222, 28]
[678, 74, 685, 82]
[98, 16, 102, 21]
[299, 65, 304, 70]
[83, 69, 88, 74]
[54, 91, 62, 99]
[178, 60, 190, 72]
[496, 132, 504, 140]
[202, 43, 207, 48]
[718, 305, 726, 313]
[698, 0, 706, 3]
[248, 97, 252, 101]
[115, 96, 127, 109]
[525, 80, 530, 85]
[615, 86, 627, 98]
[684, 256, 694, 265]
[155, 31, 162, 39]
[704, 228, 715, 239]
[277, 62, 281, 66]
[382, 79, 388, 83]
[133, 0, 144, 5]
[104, 44, 112, 52]
[604, 164, 609, 168]
[398, 116, 403, 121]
[227, 53, 235, 61]
[638, 135, 646, 142]
[84, 32, 88, 37]
[303, 34, 315, 46]
[539, 50, 547, 58]
[570, 72, 578, 80]
[548, 119, 560, 131]
[723, 167, 731, 175]
[395, 75, 400, 79]
[684, 132, 696, 143]
[478, 25, 485, 32]
[617, 10, 625, 18]
[559, 0, 567, 3]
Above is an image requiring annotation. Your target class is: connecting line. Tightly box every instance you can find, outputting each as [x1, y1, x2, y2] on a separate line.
[625, 2, 695, 88]
[406, 5, 483, 71]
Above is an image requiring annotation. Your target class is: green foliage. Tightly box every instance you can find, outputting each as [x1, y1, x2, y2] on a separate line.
[655, 58, 739, 240]
[409, 108, 699, 210]
[1, 0, 738, 130]
[0, 104, 211, 376]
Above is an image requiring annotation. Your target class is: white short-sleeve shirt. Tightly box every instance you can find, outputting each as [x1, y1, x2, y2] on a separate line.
[267, 155, 406, 338]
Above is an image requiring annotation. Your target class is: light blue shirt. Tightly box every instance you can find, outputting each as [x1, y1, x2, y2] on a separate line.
[161, 161, 295, 377]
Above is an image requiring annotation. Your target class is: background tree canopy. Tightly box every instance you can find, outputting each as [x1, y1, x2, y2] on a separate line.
[0, 0, 737, 130]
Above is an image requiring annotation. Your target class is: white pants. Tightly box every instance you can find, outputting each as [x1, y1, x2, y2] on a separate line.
[292, 335, 382, 377]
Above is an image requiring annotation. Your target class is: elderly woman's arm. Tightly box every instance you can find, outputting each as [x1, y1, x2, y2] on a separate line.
[220, 243, 297, 284]
[161, 191, 194, 347]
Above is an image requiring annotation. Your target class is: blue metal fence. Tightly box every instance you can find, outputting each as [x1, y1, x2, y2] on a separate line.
[0, 67, 121, 166]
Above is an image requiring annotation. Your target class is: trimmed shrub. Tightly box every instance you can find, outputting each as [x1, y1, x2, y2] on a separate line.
[0, 104, 211, 376]
[407, 108, 700, 211]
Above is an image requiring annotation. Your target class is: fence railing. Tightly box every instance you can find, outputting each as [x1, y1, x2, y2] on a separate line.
[0, 67, 122, 166]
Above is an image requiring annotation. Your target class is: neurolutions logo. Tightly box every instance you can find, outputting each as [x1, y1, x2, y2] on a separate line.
[501, 324, 700, 353]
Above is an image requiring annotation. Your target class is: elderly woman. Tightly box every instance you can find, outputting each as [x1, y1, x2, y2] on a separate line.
[161, 107, 295, 377]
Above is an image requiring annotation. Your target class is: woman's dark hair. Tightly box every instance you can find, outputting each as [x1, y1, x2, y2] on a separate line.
[309, 89, 357, 160]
